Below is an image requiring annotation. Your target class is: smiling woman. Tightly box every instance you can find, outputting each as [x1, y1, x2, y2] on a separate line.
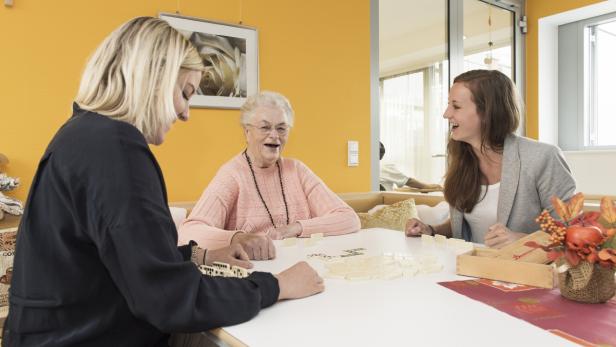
[179, 91, 361, 260]
[242, 94, 292, 168]
[405, 69, 576, 250]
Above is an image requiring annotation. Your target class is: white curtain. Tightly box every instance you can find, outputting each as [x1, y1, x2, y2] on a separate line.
[380, 64, 448, 186]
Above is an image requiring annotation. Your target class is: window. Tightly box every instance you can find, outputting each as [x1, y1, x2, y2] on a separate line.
[379, 0, 449, 186]
[380, 64, 448, 186]
[586, 20, 616, 147]
[463, 0, 515, 79]
[558, 12, 616, 150]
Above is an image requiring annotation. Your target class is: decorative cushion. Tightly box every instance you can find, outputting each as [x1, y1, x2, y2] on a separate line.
[367, 204, 387, 215]
[358, 198, 418, 231]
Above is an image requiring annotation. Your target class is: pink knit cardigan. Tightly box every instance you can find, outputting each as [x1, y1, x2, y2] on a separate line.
[178, 154, 360, 249]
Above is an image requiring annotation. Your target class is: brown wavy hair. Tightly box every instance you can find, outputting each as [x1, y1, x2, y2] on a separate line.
[443, 70, 520, 212]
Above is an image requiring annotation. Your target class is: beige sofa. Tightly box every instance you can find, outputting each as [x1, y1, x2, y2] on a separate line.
[336, 191, 444, 213]
[170, 190, 610, 217]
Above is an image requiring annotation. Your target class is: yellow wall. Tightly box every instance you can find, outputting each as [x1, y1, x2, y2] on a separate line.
[525, 0, 605, 138]
[0, 0, 371, 203]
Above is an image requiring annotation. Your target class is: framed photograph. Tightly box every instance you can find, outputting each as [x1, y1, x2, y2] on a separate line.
[160, 13, 259, 109]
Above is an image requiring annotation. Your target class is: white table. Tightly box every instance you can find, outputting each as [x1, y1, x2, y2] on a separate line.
[215, 229, 578, 347]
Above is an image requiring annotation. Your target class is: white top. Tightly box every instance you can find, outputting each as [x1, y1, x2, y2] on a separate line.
[463, 182, 500, 243]
[220, 229, 576, 347]
[379, 163, 408, 190]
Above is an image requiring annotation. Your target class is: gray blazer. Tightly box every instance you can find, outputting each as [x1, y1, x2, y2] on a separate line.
[450, 134, 576, 242]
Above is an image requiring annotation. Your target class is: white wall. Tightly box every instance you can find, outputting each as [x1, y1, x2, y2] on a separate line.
[564, 151, 616, 196]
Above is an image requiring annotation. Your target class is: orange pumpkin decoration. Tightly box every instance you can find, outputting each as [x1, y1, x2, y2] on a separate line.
[565, 225, 605, 252]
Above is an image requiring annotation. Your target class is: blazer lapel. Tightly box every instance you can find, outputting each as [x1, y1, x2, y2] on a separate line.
[497, 135, 521, 225]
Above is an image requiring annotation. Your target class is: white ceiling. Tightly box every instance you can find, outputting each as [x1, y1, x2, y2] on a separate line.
[379, 0, 514, 76]
[379, 0, 448, 43]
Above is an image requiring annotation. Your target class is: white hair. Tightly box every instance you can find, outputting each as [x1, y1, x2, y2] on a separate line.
[75, 17, 204, 143]
[240, 91, 295, 126]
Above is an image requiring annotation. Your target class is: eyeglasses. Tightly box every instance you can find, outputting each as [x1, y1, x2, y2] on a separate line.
[246, 124, 290, 136]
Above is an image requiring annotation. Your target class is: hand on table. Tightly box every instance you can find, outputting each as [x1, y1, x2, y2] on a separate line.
[231, 232, 276, 260]
[275, 261, 324, 300]
[484, 223, 525, 249]
[205, 244, 253, 269]
[267, 222, 302, 240]
[405, 218, 431, 237]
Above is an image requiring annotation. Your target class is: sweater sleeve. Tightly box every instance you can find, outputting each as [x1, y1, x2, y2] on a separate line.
[178, 244, 192, 262]
[91, 135, 278, 333]
[536, 146, 576, 212]
[178, 167, 240, 249]
[294, 161, 360, 236]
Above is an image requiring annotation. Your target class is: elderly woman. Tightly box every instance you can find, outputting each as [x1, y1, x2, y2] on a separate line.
[4, 17, 323, 346]
[179, 91, 360, 259]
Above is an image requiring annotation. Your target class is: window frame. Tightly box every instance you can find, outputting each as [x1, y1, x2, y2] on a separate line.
[558, 11, 616, 151]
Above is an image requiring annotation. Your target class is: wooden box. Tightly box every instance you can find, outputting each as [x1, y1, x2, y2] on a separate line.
[456, 231, 555, 289]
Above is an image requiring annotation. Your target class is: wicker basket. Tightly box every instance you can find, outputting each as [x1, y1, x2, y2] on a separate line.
[558, 261, 616, 303]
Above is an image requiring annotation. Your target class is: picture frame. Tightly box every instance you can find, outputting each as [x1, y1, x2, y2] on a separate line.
[160, 13, 259, 109]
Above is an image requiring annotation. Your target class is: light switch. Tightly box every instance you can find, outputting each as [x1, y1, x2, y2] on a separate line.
[347, 141, 359, 167]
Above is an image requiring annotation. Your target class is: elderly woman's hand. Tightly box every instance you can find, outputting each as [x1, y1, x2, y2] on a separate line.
[267, 222, 302, 240]
[231, 232, 276, 260]
[484, 223, 525, 249]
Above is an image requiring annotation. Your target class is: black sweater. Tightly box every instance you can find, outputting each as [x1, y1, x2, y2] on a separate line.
[3, 104, 278, 346]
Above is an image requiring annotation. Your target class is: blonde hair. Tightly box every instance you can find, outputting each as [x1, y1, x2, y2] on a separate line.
[75, 17, 204, 143]
[240, 91, 295, 127]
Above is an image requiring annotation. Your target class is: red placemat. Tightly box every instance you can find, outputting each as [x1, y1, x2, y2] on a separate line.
[439, 279, 616, 346]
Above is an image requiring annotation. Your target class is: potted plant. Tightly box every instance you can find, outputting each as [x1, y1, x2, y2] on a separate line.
[527, 193, 616, 303]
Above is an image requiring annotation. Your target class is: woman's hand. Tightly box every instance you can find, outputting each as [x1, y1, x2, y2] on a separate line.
[231, 232, 276, 260]
[275, 261, 324, 300]
[484, 223, 525, 249]
[205, 244, 253, 269]
[405, 218, 431, 237]
[267, 222, 302, 240]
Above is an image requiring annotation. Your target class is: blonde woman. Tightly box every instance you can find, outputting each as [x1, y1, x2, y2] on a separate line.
[4, 17, 323, 346]
[179, 91, 360, 259]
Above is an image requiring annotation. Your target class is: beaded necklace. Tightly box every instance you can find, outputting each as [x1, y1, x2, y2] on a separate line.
[243, 150, 290, 228]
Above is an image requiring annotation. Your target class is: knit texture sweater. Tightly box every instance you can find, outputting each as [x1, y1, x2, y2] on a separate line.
[179, 153, 360, 249]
